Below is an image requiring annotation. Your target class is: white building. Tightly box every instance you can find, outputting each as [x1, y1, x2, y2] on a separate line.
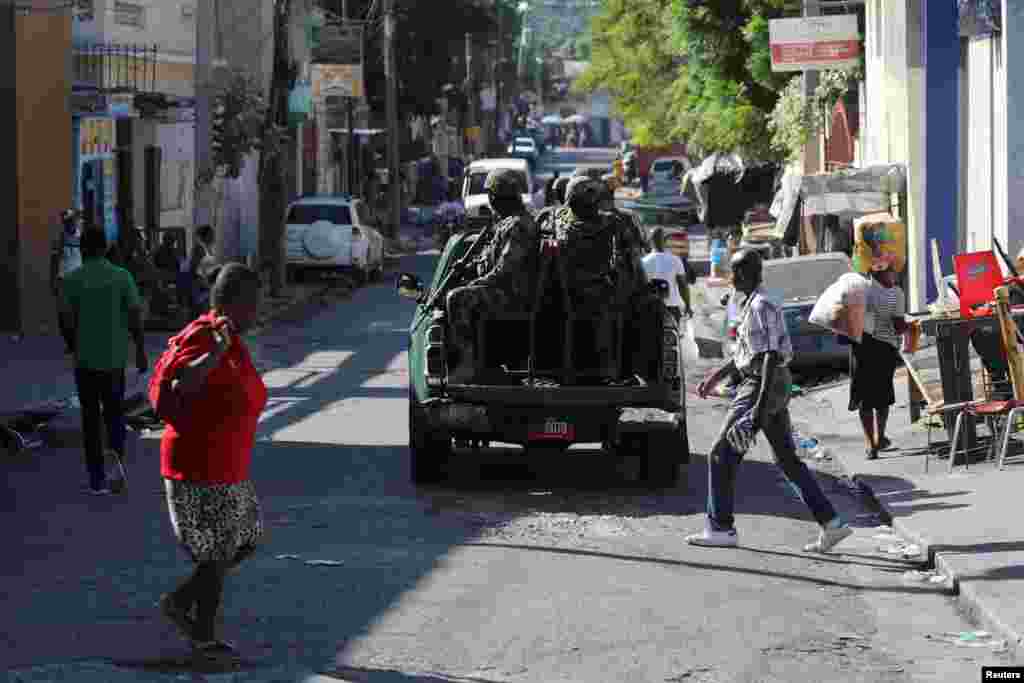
[73, 0, 198, 237]
[858, 0, 1015, 310]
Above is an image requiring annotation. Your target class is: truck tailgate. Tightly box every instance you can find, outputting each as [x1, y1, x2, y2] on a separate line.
[444, 382, 676, 408]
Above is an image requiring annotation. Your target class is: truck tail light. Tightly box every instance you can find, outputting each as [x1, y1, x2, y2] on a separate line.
[426, 322, 446, 384]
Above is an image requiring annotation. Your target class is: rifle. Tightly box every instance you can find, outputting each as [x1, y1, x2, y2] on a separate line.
[422, 215, 499, 313]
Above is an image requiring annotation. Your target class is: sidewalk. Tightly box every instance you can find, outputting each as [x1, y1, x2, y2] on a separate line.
[787, 378, 1024, 657]
[0, 280, 353, 433]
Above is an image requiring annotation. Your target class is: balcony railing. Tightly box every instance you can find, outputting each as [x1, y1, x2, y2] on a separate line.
[73, 42, 157, 95]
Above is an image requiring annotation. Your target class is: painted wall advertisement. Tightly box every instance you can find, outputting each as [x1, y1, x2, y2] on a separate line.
[75, 117, 119, 241]
[769, 15, 860, 72]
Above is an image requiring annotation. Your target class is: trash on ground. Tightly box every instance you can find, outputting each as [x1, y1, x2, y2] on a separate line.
[305, 559, 344, 566]
[926, 631, 1007, 651]
[902, 570, 947, 584]
[879, 542, 923, 558]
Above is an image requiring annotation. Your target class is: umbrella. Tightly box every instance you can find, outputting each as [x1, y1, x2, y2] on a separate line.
[541, 114, 562, 125]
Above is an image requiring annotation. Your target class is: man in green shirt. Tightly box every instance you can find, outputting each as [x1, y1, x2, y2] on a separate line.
[60, 227, 148, 495]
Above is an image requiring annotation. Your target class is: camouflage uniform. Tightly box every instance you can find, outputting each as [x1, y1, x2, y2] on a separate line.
[446, 170, 540, 380]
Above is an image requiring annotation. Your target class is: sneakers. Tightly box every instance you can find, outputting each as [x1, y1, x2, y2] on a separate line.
[804, 523, 853, 553]
[686, 526, 739, 547]
[83, 485, 112, 496]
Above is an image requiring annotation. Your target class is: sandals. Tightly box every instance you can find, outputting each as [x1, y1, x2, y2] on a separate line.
[866, 448, 879, 460]
[192, 639, 240, 663]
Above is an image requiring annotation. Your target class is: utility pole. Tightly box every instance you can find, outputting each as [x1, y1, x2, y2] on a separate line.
[258, 0, 292, 296]
[340, 0, 356, 196]
[495, 0, 503, 150]
[800, 0, 821, 256]
[466, 32, 476, 157]
[384, 0, 400, 239]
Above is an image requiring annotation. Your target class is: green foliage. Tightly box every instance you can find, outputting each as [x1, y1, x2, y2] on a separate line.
[200, 70, 287, 185]
[575, 0, 681, 145]
[767, 67, 860, 162]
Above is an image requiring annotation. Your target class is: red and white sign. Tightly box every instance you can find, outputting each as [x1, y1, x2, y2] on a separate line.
[769, 15, 860, 72]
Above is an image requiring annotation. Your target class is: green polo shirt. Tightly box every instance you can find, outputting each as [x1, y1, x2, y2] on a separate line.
[61, 258, 142, 371]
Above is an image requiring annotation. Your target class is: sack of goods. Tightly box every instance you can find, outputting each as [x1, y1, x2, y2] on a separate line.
[852, 213, 906, 274]
[809, 272, 871, 342]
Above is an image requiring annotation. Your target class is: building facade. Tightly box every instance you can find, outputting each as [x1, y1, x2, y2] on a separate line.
[0, 7, 73, 335]
[73, 0, 197, 246]
[860, 0, 1018, 311]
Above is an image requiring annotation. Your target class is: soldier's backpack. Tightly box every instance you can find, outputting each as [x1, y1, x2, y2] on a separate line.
[553, 211, 617, 313]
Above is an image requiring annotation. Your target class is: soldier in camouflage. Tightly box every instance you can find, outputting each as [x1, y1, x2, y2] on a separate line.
[553, 176, 647, 310]
[445, 168, 540, 383]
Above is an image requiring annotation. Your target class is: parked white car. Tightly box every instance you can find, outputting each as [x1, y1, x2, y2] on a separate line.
[462, 158, 539, 219]
[648, 156, 693, 194]
[507, 137, 539, 164]
[285, 195, 384, 283]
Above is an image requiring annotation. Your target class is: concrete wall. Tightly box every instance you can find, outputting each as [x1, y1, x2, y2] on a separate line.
[16, 11, 73, 335]
[862, 0, 930, 310]
[194, 0, 311, 264]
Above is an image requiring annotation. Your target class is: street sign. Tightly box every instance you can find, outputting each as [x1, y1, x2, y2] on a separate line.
[312, 64, 365, 101]
[769, 15, 860, 72]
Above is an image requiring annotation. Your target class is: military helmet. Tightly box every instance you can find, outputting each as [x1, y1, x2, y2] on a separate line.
[553, 176, 571, 203]
[565, 176, 603, 213]
[484, 168, 522, 203]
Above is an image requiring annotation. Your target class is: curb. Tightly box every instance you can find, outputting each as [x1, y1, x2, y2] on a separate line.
[829, 444, 1024, 658]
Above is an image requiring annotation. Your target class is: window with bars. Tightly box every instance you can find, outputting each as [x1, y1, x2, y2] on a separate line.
[114, 2, 145, 28]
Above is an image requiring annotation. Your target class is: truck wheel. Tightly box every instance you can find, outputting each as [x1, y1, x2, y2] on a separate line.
[622, 430, 679, 488]
[408, 385, 451, 484]
[677, 413, 691, 465]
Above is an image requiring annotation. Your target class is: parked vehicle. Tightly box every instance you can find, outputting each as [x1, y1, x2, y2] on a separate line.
[284, 195, 385, 284]
[631, 144, 689, 182]
[398, 226, 689, 487]
[508, 137, 539, 166]
[724, 252, 853, 368]
[648, 156, 692, 195]
[462, 158, 539, 219]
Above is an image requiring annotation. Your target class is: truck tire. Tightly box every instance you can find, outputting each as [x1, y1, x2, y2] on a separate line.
[621, 430, 679, 488]
[408, 385, 451, 485]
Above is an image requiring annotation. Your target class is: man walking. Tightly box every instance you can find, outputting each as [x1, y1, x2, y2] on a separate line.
[642, 227, 693, 324]
[689, 248, 852, 552]
[59, 227, 148, 495]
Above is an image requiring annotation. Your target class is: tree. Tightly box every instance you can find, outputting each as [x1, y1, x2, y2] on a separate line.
[574, 0, 680, 146]
[579, 0, 804, 157]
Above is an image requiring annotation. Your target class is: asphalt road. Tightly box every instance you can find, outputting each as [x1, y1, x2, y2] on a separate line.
[1, 248, 1013, 682]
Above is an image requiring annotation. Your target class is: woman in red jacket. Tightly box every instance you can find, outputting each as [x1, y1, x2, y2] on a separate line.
[157, 263, 266, 662]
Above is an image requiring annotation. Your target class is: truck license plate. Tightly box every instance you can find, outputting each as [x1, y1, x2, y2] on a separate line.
[529, 419, 574, 441]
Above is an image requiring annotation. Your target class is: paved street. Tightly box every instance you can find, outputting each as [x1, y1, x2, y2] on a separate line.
[1, 246, 1013, 682]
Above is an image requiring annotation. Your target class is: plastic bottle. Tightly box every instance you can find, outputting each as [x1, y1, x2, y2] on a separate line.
[710, 239, 727, 280]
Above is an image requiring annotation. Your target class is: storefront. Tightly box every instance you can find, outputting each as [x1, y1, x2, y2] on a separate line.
[72, 114, 119, 243]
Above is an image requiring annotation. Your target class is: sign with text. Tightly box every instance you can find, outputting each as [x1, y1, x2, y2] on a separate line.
[769, 15, 860, 72]
[312, 64, 364, 101]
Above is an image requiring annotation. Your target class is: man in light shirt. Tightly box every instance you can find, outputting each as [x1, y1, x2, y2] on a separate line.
[641, 227, 693, 323]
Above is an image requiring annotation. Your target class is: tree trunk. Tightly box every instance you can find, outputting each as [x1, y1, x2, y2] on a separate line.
[258, 0, 291, 297]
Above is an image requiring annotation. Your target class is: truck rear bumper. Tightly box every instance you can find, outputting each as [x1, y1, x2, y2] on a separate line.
[420, 398, 681, 442]
[443, 383, 678, 409]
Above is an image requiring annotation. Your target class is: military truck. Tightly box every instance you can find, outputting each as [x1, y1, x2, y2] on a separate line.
[397, 221, 690, 487]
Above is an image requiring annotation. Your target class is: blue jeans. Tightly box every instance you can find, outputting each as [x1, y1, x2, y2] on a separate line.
[707, 369, 837, 532]
[74, 367, 126, 490]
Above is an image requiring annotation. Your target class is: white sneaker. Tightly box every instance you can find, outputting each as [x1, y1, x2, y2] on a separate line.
[686, 527, 738, 547]
[804, 524, 853, 553]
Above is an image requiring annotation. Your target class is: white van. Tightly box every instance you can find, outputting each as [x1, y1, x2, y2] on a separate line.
[462, 158, 538, 219]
